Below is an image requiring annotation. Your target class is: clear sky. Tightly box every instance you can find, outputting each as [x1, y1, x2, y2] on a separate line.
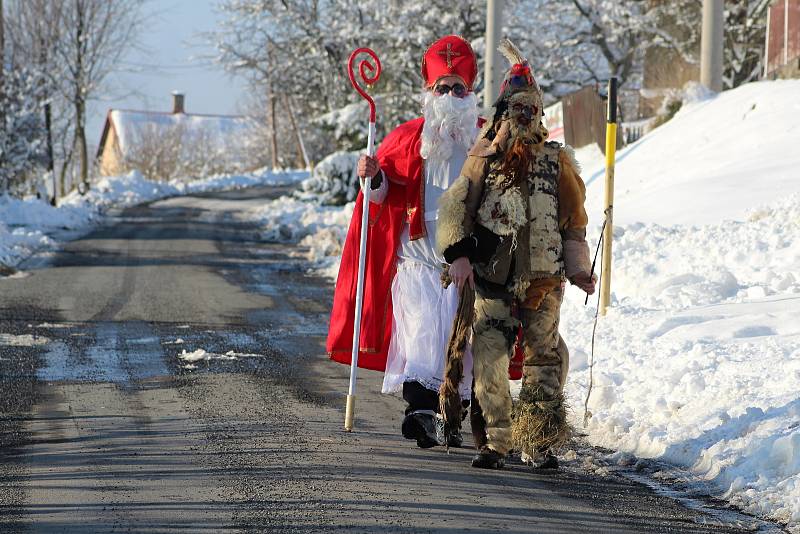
[88, 0, 246, 148]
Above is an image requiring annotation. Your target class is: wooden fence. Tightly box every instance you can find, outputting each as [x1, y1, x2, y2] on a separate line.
[562, 86, 622, 154]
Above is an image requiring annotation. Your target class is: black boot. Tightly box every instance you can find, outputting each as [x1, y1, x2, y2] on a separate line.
[471, 447, 505, 469]
[401, 412, 439, 449]
[447, 431, 464, 448]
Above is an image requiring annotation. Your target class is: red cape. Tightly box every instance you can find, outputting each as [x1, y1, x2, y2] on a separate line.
[326, 118, 425, 371]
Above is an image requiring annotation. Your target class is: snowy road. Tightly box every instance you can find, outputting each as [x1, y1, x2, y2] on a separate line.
[0, 186, 782, 533]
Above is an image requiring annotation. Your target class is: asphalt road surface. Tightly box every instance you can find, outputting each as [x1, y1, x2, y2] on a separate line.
[0, 186, 784, 533]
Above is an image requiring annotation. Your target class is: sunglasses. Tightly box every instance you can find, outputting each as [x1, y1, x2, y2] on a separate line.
[434, 83, 468, 98]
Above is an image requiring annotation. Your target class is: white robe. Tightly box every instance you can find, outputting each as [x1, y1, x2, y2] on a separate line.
[372, 147, 473, 399]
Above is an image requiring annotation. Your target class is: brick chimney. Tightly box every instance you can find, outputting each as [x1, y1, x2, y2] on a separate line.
[172, 91, 185, 114]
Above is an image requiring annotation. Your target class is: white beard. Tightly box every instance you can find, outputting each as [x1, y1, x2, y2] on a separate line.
[419, 91, 479, 163]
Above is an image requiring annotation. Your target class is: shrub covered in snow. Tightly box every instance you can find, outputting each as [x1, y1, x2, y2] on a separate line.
[315, 103, 369, 152]
[649, 81, 716, 130]
[299, 150, 360, 206]
[0, 69, 47, 195]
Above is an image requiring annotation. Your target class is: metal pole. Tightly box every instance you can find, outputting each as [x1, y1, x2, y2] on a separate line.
[483, 0, 504, 111]
[764, 6, 771, 78]
[599, 77, 618, 317]
[785, 0, 789, 66]
[344, 47, 381, 432]
[344, 120, 375, 432]
[700, 0, 724, 92]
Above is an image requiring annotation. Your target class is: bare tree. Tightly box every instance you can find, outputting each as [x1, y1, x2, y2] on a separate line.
[120, 122, 184, 181]
[121, 117, 265, 182]
[53, 0, 144, 193]
[212, 0, 485, 163]
[1, 0, 6, 131]
[724, 0, 771, 88]
[4, 0, 67, 201]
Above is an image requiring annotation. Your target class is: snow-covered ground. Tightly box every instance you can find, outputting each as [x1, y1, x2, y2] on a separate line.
[561, 80, 800, 529]
[0, 168, 307, 269]
[246, 79, 800, 530]
[240, 194, 354, 280]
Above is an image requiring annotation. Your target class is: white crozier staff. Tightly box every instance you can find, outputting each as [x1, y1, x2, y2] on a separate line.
[344, 47, 382, 431]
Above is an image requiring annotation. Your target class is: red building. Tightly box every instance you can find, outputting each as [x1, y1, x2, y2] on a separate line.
[765, 0, 800, 78]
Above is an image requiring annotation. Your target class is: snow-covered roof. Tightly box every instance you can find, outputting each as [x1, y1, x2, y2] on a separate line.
[97, 109, 257, 158]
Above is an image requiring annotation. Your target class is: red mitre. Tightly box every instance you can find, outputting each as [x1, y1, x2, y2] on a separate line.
[421, 35, 478, 90]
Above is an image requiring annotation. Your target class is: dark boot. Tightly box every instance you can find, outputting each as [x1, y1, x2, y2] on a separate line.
[447, 431, 464, 448]
[401, 382, 440, 449]
[471, 447, 505, 469]
[450, 402, 470, 448]
[401, 412, 439, 449]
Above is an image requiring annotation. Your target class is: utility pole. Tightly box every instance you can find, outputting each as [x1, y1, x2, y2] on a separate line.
[700, 0, 724, 92]
[483, 0, 504, 112]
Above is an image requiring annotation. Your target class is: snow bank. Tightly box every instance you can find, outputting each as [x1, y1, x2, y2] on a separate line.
[0, 168, 306, 269]
[561, 80, 800, 530]
[241, 195, 354, 280]
[245, 80, 800, 530]
[558, 193, 800, 528]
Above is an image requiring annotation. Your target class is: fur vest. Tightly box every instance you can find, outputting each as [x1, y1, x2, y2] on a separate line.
[474, 141, 564, 297]
[437, 135, 568, 299]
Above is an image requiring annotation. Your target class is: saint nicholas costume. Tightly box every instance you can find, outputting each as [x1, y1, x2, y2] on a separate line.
[327, 35, 481, 447]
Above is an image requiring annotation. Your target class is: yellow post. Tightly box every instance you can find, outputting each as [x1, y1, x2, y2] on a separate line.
[599, 77, 618, 316]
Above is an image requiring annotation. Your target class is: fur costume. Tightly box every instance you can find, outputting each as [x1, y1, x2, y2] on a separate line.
[436, 39, 592, 459]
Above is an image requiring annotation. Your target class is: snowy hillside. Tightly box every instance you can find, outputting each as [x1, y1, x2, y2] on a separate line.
[580, 80, 800, 226]
[561, 79, 800, 530]
[562, 81, 800, 531]
[248, 79, 800, 530]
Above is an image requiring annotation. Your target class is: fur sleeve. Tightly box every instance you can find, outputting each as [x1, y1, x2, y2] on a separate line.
[564, 239, 591, 278]
[436, 173, 471, 256]
[558, 145, 588, 238]
[436, 145, 491, 257]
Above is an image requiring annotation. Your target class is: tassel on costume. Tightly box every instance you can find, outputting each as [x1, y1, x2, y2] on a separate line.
[439, 282, 475, 448]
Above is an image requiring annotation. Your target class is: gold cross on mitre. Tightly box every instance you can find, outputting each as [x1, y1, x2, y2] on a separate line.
[437, 43, 461, 69]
